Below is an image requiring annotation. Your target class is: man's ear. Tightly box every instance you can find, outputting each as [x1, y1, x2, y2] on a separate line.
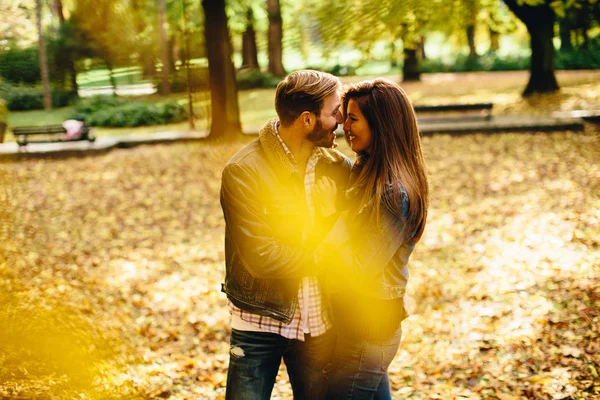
[300, 111, 315, 128]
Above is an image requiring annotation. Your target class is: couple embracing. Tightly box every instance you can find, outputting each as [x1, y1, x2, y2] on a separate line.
[220, 70, 429, 400]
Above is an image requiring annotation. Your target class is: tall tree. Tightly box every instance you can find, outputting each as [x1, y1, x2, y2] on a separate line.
[266, 0, 285, 76]
[241, 7, 259, 70]
[130, 0, 157, 78]
[72, 0, 137, 95]
[50, 0, 78, 95]
[466, 25, 477, 59]
[158, 0, 171, 94]
[463, 0, 479, 59]
[36, 0, 52, 110]
[52, 0, 65, 25]
[502, 0, 559, 95]
[202, 0, 242, 138]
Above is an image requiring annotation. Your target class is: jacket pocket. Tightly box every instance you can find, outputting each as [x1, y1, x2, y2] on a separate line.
[230, 252, 255, 291]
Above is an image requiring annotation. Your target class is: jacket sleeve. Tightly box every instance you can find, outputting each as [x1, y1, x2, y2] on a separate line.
[221, 163, 317, 279]
[315, 191, 409, 282]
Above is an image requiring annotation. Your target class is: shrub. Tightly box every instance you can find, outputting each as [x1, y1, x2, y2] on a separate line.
[5, 85, 44, 110]
[487, 54, 529, 71]
[0, 47, 41, 85]
[556, 47, 600, 70]
[325, 64, 356, 76]
[236, 69, 280, 90]
[72, 95, 127, 115]
[71, 96, 187, 127]
[420, 58, 450, 73]
[0, 83, 74, 111]
[420, 53, 529, 73]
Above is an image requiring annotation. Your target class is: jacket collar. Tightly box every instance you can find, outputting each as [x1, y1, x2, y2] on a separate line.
[258, 118, 348, 178]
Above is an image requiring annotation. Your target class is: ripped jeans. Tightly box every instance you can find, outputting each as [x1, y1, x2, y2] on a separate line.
[326, 326, 403, 400]
[225, 328, 335, 400]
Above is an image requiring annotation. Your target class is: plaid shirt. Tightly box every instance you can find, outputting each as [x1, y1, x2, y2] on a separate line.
[229, 125, 332, 341]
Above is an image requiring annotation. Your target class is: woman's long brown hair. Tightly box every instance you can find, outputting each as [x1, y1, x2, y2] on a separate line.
[343, 78, 429, 242]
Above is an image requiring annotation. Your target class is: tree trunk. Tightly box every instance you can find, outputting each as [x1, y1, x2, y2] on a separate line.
[419, 36, 427, 60]
[36, 0, 52, 110]
[241, 7, 259, 70]
[581, 28, 589, 49]
[489, 26, 500, 53]
[402, 48, 420, 82]
[69, 61, 78, 94]
[52, 0, 65, 26]
[266, 0, 285, 76]
[158, 0, 171, 95]
[167, 35, 177, 72]
[52, 0, 79, 96]
[467, 24, 477, 58]
[132, 0, 156, 78]
[502, 0, 559, 95]
[390, 40, 398, 69]
[106, 59, 117, 96]
[559, 18, 573, 52]
[202, 0, 242, 139]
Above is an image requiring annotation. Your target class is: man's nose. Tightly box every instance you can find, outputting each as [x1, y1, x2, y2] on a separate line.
[336, 111, 343, 125]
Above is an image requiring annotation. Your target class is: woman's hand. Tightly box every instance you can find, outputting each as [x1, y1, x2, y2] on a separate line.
[313, 177, 338, 217]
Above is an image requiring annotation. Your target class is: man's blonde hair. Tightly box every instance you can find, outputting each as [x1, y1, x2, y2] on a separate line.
[275, 70, 341, 127]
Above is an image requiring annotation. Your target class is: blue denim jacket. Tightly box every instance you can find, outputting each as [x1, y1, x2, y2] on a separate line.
[316, 182, 415, 300]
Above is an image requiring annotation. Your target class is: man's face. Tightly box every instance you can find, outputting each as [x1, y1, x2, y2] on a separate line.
[307, 92, 343, 148]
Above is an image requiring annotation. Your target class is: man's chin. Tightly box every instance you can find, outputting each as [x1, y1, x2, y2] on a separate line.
[314, 134, 336, 148]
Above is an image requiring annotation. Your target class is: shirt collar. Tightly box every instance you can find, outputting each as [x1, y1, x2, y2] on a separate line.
[274, 121, 323, 166]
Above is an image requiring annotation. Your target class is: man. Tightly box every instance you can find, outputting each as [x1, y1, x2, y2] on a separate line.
[220, 70, 352, 399]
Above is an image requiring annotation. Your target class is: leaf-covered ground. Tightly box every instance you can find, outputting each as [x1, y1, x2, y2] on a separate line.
[1, 125, 598, 399]
[1, 69, 600, 399]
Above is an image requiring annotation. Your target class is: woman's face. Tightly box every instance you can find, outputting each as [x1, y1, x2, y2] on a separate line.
[343, 98, 373, 154]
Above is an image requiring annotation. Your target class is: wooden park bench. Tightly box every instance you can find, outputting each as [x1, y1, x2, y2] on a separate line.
[13, 124, 96, 147]
[551, 109, 600, 123]
[414, 102, 493, 121]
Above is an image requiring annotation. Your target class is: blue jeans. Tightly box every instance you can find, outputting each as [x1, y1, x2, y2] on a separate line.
[326, 326, 402, 400]
[225, 328, 335, 400]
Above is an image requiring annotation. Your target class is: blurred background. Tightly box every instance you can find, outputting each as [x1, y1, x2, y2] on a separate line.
[0, 0, 598, 140]
[0, 1, 598, 399]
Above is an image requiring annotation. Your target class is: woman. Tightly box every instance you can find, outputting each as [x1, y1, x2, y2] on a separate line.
[313, 78, 429, 400]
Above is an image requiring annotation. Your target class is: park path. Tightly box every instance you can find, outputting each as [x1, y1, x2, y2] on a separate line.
[0, 113, 594, 159]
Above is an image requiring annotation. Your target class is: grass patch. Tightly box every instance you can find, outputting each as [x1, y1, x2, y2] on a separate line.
[6, 106, 73, 127]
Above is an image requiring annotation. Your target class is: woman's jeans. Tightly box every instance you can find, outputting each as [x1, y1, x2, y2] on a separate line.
[326, 326, 402, 400]
[225, 328, 335, 400]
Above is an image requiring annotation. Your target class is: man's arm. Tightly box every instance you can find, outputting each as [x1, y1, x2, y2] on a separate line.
[221, 163, 317, 279]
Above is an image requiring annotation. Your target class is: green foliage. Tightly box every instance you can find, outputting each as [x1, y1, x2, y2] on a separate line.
[555, 39, 600, 69]
[326, 64, 357, 76]
[70, 95, 125, 114]
[420, 53, 530, 73]
[236, 69, 280, 90]
[486, 54, 530, 71]
[71, 96, 187, 127]
[0, 82, 74, 111]
[71, 0, 137, 68]
[0, 47, 41, 85]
